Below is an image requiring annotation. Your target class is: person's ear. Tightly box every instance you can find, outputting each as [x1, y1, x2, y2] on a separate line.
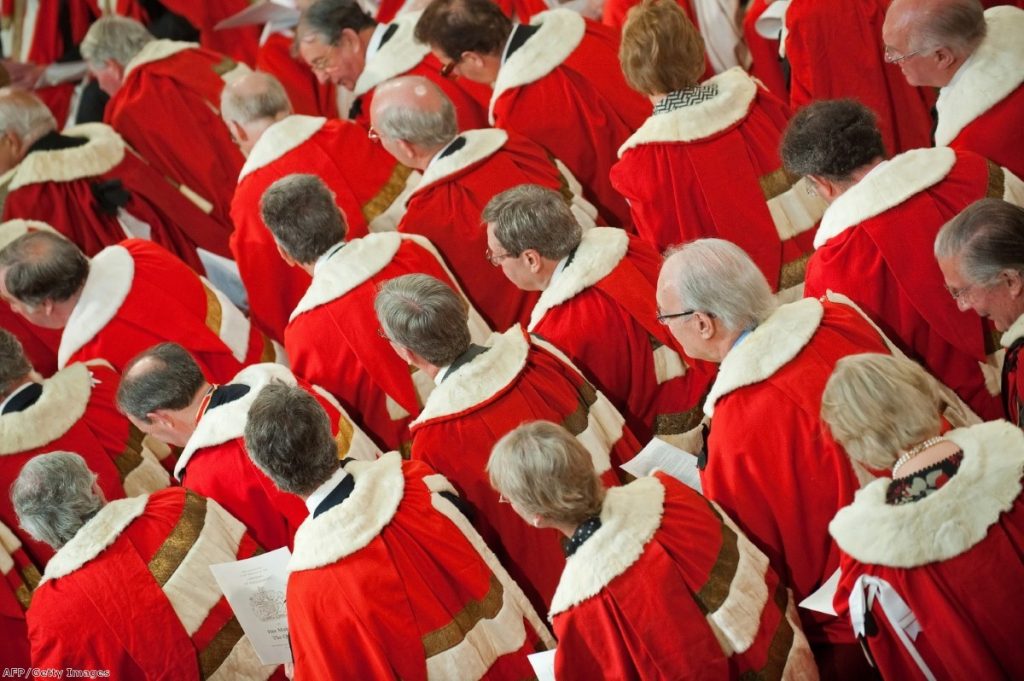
[523, 249, 542, 272]
[695, 311, 716, 339]
[932, 46, 958, 71]
[1004, 270, 1024, 298]
[275, 242, 298, 267]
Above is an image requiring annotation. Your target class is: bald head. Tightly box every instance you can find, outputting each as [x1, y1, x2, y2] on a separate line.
[884, 0, 985, 87]
[370, 75, 457, 154]
[221, 71, 293, 156]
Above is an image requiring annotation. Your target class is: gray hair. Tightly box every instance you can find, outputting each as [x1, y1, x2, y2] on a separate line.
[914, 0, 986, 59]
[0, 329, 31, 398]
[220, 72, 291, 125]
[662, 238, 777, 332]
[0, 91, 57, 147]
[482, 184, 581, 259]
[298, 0, 376, 45]
[375, 274, 471, 366]
[243, 383, 339, 496]
[780, 99, 885, 182]
[81, 16, 155, 67]
[117, 343, 206, 422]
[260, 174, 347, 264]
[487, 421, 606, 526]
[934, 199, 1024, 285]
[821, 353, 944, 470]
[0, 231, 89, 306]
[12, 452, 104, 550]
[374, 83, 457, 148]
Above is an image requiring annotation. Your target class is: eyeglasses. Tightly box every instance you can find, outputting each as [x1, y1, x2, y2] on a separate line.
[368, 126, 381, 143]
[309, 42, 339, 73]
[440, 55, 462, 78]
[656, 309, 707, 324]
[944, 282, 977, 302]
[883, 45, 931, 64]
[485, 247, 514, 266]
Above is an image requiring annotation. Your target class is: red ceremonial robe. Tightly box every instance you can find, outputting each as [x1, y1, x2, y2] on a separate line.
[350, 14, 489, 131]
[550, 474, 818, 680]
[830, 421, 1024, 680]
[231, 115, 417, 341]
[1000, 314, 1024, 426]
[287, 452, 555, 680]
[285, 232, 490, 453]
[611, 68, 822, 296]
[256, 33, 339, 118]
[0, 520, 36, 667]
[803, 147, 1024, 421]
[27, 488, 278, 679]
[742, 0, 788, 98]
[0, 360, 170, 567]
[0, 220, 61, 376]
[703, 295, 890, 646]
[58, 239, 280, 382]
[399, 128, 597, 331]
[3, 124, 230, 271]
[105, 40, 248, 240]
[410, 326, 639, 610]
[784, 0, 934, 155]
[935, 7, 1024, 179]
[489, 10, 651, 229]
[528, 228, 716, 443]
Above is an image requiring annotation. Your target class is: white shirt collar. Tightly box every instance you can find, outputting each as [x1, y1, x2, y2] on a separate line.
[433, 364, 452, 386]
[944, 50, 976, 92]
[365, 23, 390, 62]
[547, 255, 570, 288]
[0, 381, 35, 413]
[304, 465, 350, 514]
[313, 241, 346, 277]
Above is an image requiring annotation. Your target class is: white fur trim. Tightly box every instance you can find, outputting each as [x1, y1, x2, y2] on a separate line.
[353, 12, 429, 97]
[367, 169, 420, 233]
[207, 636, 276, 681]
[769, 177, 826, 241]
[575, 390, 623, 476]
[385, 394, 410, 420]
[58, 245, 135, 368]
[829, 420, 1024, 567]
[200, 277, 252, 364]
[220, 63, 253, 86]
[176, 364, 298, 479]
[41, 494, 150, 583]
[617, 68, 756, 155]
[0, 364, 90, 455]
[553, 158, 599, 229]
[704, 297, 824, 416]
[1000, 313, 1024, 348]
[0, 520, 17, 575]
[653, 343, 687, 384]
[121, 446, 173, 496]
[1003, 167, 1024, 206]
[935, 7, 1024, 146]
[814, 149, 956, 249]
[412, 129, 508, 197]
[9, 124, 124, 190]
[781, 588, 818, 679]
[0, 220, 58, 250]
[527, 228, 629, 331]
[548, 476, 665, 617]
[123, 40, 196, 77]
[307, 384, 381, 462]
[238, 115, 326, 181]
[289, 451, 405, 571]
[489, 10, 586, 124]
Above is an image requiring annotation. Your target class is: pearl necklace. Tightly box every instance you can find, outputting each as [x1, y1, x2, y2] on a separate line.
[892, 436, 946, 476]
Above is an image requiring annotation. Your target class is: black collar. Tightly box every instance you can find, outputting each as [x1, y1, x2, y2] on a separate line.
[207, 384, 251, 411]
[564, 516, 601, 557]
[1, 383, 43, 415]
[441, 344, 489, 383]
[26, 130, 88, 155]
[505, 23, 540, 60]
[313, 462, 358, 518]
[437, 136, 467, 160]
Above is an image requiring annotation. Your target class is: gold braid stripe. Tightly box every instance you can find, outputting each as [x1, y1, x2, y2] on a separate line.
[334, 415, 356, 459]
[738, 582, 794, 681]
[148, 490, 207, 587]
[778, 252, 810, 291]
[562, 382, 599, 436]
[654, 406, 704, 437]
[202, 284, 223, 338]
[212, 57, 239, 78]
[421, 574, 505, 658]
[258, 334, 276, 363]
[695, 511, 741, 615]
[362, 164, 414, 224]
[113, 424, 147, 483]
[759, 167, 798, 202]
[986, 159, 1006, 200]
[15, 583, 31, 610]
[20, 563, 41, 591]
[198, 616, 246, 680]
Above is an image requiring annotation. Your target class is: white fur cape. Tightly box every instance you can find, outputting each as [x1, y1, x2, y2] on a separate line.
[411, 129, 508, 198]
[123, 40, 196, 77]
[42, 494, 149, 582]
[1002, 313, 1024, 348]
[0, 219, 58, 250]
[58, 244, 135, 369]
[9, 124, 125, 190]
[353, 12, 428, 97]
[0, 363, 94, 455]
[237, 115, 326, 182]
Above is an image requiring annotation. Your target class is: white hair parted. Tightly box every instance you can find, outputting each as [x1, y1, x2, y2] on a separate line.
[12, 452, 105, 550]
[374, 82, 457, 148]
[81, 16, 154, 67]
[0, 92, 56, 147]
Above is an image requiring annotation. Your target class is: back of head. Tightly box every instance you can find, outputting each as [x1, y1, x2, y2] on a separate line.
[12, 452, 105, 549]
[780, 99, 885, 182]
[414, 0, 512, 59]
[373, 76, 457, 148]
[0, 91, 58, 147]
[935, 199, 1024, 285]
[487, 421, 605, 525]
[81, 16, 155, 67]
[243, 382, 338, 496]
[905, 0, 986, 60]
[298, 0, 376, 46]
[220, 71, 292, 125]
[822, 353, 943, 471]
[0, 329, 31, 398]
[261, 174, 348, 263]
[117, 343, 206, 422]
[482, 184, 582, 259]
[0, 231, 89, 306]
[375, 273, 471, 366]
[619, 0, 706, 96]
[662, 238, 777, 332]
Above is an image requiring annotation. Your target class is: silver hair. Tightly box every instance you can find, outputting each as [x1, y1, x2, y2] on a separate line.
[935, 199, 1024, 285]
[0, 329, 31, 398]
[0, 92, 57, 147]
[375, 84, 457, 148]
[81, 16, 154, 67]
[914, 0, 986, 59]
[374, 274, 471, 366]
[663, 238, 777, 332]
[260, 174, 347, 264]
[220, 72, 292, 125]
[482, 184, 581, 259]
[12, 452, 104, 550]
[299, 0, 376, 46]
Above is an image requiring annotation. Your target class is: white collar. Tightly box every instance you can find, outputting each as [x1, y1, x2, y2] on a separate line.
[433, 364, 452, 386]
[424, 137, 461, 173]
[304, 466, 351, 514]
[58, 245, 135, 369]
[1001, 312, 1024, 348]
[0, 381, 35, 413]
[365, 23, 389, 61]
[10, 124, 126, 190]
[547, 255, 570, 288]
[312, 241, 346, 277]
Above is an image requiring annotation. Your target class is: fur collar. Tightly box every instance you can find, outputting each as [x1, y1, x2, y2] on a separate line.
[528, 228, 628, 330]
[10, 124, 124, 189]
[41, 494, 149, 583]
[175, 364, 297, 479]
[289, 451, 404, 571]
[353, 12, 428, 97]
[413, 326, 530, 425]
[412, 129, 508, 196]
[618, 68, 757, 155]
[0, 219, 58, 250]
[489, 10, 586, 124]
[237, 115, 326, 182]
[813, 148, 957, 249]
[0, 363, 91, 455]
[704, 297, 823, 416]
[123, 40, 196, 77]
[548, 476, 664, 617]
[830, 421, 1024, 567]
[935, 6, 1024, 146]
[1001, 312, 1024, 348]
[58, 245, 135, 369]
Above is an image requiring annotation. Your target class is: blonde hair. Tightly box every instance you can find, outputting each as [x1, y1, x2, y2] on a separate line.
[821, 354, 944, 470]
[487, 421, 605, 526]
[619, 0, 706, 96]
